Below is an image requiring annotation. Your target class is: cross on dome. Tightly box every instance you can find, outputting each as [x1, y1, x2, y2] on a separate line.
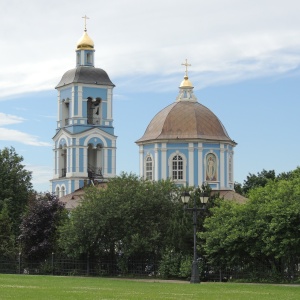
[181, 59, 191, 77]
[82, 15, 90, 32]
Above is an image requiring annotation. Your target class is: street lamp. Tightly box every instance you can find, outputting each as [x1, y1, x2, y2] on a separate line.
[181, 189, 209, 284]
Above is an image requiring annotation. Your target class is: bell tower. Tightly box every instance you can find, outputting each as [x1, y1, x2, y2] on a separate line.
[51, 17, 117, 197]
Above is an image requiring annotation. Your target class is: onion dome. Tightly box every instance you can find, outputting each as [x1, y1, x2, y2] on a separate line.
[76, 31, 94, 50]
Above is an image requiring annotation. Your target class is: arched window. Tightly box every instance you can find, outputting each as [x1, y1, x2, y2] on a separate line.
[206, 153, 218, 181]
[61, 186, 66, 197]
[145, 156, 153, 180]
[55, 186, 60, 196]
[172, 155, 183, 180]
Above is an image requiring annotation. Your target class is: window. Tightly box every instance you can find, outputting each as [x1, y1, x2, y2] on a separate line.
[145, 156, 153, 180]
[172, 155, 183, 180]
[61, 186, 66, 197]
[87, 53, 92, 64]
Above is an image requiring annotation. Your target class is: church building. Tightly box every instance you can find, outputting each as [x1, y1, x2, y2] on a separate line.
[51, 21, 116, 197]
[136, 60, 237, 192]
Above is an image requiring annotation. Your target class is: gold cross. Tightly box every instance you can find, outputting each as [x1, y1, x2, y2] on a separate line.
[181, 59, 191, 77]
[82, 15, 90, 31]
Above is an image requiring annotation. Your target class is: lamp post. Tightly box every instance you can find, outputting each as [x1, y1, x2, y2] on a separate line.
[181, 189, 209, 284]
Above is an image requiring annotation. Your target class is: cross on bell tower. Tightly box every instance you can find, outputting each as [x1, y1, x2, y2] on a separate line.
[82, 15, 89, 32]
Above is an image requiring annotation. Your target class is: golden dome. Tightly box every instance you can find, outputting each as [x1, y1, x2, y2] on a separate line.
[180, 75, 193, 88]
[76, 31, 94, 50]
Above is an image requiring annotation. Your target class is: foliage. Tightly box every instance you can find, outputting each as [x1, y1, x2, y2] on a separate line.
[202, 171, 300, 279]
[0, 147, 33, 235]
[241, 169, 276, 196]
[158, 250, 182, 278]
[0, 203, 16, 258]
[19, 193, 67, 262]
[58, 173, 187, 263]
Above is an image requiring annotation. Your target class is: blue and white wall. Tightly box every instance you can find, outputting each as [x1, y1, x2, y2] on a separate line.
[138, 141, 234, 190]
[51, 83, 116, 197]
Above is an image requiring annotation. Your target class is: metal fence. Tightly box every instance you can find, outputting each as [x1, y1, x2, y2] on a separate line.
[0, 255, 299, 283]
[0, 256, 158, 278]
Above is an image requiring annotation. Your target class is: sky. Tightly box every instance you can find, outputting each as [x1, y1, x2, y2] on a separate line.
[0, 0, 300, 192]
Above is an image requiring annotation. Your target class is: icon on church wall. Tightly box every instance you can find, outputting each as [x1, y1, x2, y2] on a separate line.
[206, 153, 217, 181]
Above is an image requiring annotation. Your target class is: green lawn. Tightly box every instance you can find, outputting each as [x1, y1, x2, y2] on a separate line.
[0, 274, 300, 300]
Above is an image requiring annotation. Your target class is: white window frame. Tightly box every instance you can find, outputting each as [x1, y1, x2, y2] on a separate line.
[168, 151, 187, 183]
[144, 154, 154, 180]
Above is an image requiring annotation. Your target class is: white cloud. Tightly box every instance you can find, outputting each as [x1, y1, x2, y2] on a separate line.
[25, 164, 52, 192]
[0, 113, 25, 125]
[1, 0, 300, 99]
[0, 127, 52, 147]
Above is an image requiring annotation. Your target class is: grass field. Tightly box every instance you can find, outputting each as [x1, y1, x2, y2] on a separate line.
[0, 274, 300, 300]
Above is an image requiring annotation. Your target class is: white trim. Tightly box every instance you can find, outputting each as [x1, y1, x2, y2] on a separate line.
[168, 151, 187, 184]
[139, 145, 144, 177]
[107, 88, 113, 119]
[161, 143, 167, 179]
[220, 145, 225, 188]
[83, 134, 108, 147]
[188, 143, 194, 186]
[154, 144, 159, 181]
[77, 85, 83, 117]
[198, 143, 203, 186]
[144, 153, 154, 180]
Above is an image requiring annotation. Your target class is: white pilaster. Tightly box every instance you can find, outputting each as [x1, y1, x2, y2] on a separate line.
[188, 143, 194, 186]
[139, 145, 144, 177]
[111, 147, 116, 176]
[154, 144, 159, 181]
[161, 143, 167, 180]
[78, 85, 83, 117]
[103, 148, 108, 176]
[198, 143, 203, 186]
[220, 145, 225, 188]
[107, 88, 112, 119]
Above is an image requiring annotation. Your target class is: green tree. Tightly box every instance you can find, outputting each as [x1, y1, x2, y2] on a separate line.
[0, 147, 33, 235]
[58, 173, 187, 268]
[202, 171, 300, 279]
[241, 169, 276, 195]
[0, 203, 16, 258]
[19, 193, 67, 262]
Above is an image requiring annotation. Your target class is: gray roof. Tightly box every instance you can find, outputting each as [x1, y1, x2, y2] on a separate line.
[56, 66, 115, 88]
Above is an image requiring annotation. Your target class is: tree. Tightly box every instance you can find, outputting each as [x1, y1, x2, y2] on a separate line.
[58, 174, 187, 266]
[0, 147, 33, 235]
[19, 193, 67, 262]
[0, 203, 16, 258]
[202, 171, 300, 279]
[234, 169, 276, 196]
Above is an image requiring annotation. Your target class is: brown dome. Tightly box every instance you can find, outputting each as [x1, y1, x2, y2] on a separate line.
[136, 101, 233, 143]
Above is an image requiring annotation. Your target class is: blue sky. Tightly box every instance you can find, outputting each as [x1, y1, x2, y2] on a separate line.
[0, 0, 300, 192]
